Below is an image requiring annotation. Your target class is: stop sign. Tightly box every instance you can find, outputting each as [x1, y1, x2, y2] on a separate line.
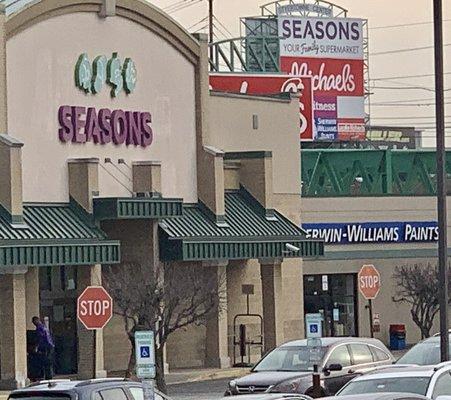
[358, 265, 381, 300]
[77, 286, 113, 330]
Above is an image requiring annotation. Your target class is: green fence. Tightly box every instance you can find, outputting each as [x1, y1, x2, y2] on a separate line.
[301, 149, 451, 197]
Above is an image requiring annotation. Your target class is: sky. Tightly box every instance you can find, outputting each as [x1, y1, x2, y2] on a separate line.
[152, 0, 451, 145]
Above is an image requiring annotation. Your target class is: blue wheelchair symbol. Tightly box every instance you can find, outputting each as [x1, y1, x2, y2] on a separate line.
[310, 324, 319, 334]
[140, 346, 151, 358]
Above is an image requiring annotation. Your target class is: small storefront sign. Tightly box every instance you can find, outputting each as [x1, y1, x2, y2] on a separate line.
[302, 221, 439, 245]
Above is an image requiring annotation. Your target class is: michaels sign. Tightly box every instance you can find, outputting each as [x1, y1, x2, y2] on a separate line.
[302, 222, 439, 245]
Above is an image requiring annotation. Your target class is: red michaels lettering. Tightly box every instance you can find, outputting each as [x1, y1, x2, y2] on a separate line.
[292, 62, 356, 93]
[58, 106, 153, 147]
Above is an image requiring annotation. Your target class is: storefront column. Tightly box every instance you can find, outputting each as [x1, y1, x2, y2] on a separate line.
[205, 261, 230, 368]
[0, 268, 28, 389]
[25, 267, 40, 329]
[77, 264, 107, 379]
[260, 259, 283, 353]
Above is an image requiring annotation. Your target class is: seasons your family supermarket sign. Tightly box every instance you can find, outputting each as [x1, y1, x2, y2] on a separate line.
[58, 53, 154, 148]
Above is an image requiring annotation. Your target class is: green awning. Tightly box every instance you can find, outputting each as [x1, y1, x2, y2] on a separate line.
[0, 204, 120, 267]
[93, 197, 183, 220]
[159, 188, 324, 261]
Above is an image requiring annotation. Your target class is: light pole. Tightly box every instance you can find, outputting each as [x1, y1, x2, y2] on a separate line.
[433, 0, 449, 362]
[208, 0, 214, 44]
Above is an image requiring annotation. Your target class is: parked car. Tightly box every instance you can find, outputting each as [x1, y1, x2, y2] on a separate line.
[226, 337, 394, 397]
[320, 394, 430, 400]
[396, 335, 451, 366]
[221, 395, 312, 400]
[8, 379, 170, 400]
[337, 363, 451, 399]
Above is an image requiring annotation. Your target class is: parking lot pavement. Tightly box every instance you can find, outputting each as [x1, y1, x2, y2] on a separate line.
[167, 378, 229, 400]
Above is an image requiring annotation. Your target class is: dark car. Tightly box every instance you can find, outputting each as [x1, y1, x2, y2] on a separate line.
[320, 394, 430, 400]
[396, 335, 451, 366]
[8, 379, 169, 400]
[226, 337, 394, 397]
[221, 395, 312, 400]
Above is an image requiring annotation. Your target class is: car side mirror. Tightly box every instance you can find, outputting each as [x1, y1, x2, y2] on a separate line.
[323, 363, 343, 376]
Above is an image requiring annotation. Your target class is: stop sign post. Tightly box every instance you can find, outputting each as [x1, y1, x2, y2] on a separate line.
[358, 265, 381, 338]
[77, 286, 113, 330]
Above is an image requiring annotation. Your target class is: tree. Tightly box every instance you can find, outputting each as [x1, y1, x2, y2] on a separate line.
[392, 263, 446, 339]
[103, 262, 226, 393]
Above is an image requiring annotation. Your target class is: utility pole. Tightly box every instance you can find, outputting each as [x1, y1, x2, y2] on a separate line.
[208, 0, 214, 44]
[433, 0, 449, 362]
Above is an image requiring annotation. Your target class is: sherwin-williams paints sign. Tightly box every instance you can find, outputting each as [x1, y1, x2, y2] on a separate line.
[58, 53, 154, 148]
[302, 222, 439, 245]
[278, 16, 365, 141]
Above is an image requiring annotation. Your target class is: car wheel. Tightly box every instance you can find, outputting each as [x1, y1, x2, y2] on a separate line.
[304, 386, 327, 399]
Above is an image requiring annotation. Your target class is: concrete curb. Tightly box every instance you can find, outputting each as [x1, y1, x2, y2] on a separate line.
[167, 368, 248, 386]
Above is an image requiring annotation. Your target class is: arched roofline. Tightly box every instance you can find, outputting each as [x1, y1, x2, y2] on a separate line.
[5, 0, 201, 64]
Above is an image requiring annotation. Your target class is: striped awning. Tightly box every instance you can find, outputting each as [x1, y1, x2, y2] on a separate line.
[159, 188, 324, 261]
[0, 203, 120, 267]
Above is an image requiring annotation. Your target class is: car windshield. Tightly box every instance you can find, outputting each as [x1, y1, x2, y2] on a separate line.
[397, 337, 451, 365]
[253, 346, 328, 372]
[338, 377, 431, 396]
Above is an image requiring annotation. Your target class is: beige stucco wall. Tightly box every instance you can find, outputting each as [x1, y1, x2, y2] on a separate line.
[208, 93, 301, 196]
[302, 196, 449, 345]
[7, 13, 197, 203]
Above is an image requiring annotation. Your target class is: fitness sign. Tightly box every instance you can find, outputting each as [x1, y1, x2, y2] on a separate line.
[58, 53, 154, 148]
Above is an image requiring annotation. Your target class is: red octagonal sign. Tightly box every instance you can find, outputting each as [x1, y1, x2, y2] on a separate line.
[358, 265, 381, 300]
[77, 286, 113, 330]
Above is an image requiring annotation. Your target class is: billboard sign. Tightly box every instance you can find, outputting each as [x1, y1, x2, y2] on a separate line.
[278, 16, 366, 141]
[210, 73, 314, 141]
[366, 126, 420, 149]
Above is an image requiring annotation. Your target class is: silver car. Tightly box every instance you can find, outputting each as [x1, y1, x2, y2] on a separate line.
[227, 337, 394, 397]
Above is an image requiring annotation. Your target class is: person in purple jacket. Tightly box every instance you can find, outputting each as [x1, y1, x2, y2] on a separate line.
[32, 316, 55, 380]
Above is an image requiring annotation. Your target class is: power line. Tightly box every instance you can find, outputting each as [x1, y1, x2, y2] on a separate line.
[372, 102, 451, 107]
[165, 0, 203, 14]
[370, 18, 451, 30]
[213, 15, 234, 38]
[371, 43, 451, 56]
[372, 116, 451, 120]
[372, 72, 451, 81]
[188, 16, 209, 30]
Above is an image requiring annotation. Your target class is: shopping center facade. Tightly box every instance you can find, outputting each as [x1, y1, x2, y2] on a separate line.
[0, 0, 325, 387]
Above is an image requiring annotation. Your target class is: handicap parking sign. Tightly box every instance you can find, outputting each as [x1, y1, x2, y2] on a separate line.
[310, 324, 318, 334]
[305, 313, 323, 339]
[140, 346, 150, 358]
[135, 331, 156, 379]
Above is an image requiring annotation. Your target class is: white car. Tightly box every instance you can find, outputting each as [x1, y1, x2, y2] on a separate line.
[336, 363, 451, 400]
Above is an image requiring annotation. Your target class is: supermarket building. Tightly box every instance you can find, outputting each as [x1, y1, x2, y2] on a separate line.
[0, 0, 324, 388]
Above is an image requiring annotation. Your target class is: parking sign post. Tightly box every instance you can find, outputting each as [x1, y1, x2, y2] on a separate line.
[135, 331, 156, 400]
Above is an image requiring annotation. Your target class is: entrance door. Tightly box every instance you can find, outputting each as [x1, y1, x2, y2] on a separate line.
[39, 266, 78, 375]
[304, 274, 358, 337]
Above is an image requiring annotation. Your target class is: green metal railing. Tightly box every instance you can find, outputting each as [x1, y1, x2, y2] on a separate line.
[301, 149, 451, 197]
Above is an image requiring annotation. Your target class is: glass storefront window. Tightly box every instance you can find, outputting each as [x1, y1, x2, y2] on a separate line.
[304, 274, 358, 337]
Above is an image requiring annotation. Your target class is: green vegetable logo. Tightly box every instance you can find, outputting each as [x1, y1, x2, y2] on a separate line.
[75, 53, 92, 93]
[91, 55, 108, 94]
[75, 53, 137, 97]
[123, 58, 137, 94]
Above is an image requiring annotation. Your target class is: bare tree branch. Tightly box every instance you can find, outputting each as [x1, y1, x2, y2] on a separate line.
[103, 262, 226, 392]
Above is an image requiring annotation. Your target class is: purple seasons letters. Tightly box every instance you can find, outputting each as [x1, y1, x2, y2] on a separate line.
[58, 105, 153, 148]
